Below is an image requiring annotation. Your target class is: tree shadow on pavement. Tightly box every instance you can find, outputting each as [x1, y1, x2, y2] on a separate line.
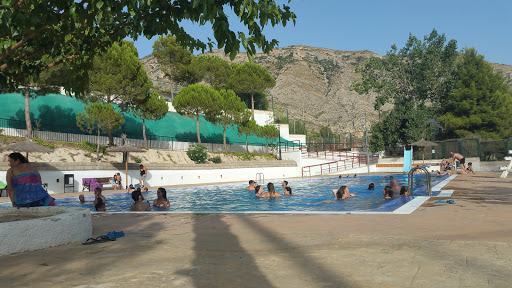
[177, 214, 275, 288]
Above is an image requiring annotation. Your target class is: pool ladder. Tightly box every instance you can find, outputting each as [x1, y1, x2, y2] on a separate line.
[256, 173, 264, 184]
[407, 167, 432, 197]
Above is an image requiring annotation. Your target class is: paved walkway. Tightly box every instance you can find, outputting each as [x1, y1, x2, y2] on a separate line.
[0, 172, 511, 287]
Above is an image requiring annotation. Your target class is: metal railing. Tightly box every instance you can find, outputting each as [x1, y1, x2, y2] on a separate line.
[301, 152, 379, 177]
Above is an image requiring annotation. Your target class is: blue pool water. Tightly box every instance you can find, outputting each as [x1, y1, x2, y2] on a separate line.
[26, 173, 449, 213]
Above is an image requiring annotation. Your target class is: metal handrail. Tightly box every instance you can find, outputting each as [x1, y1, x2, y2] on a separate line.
[407, 167, 432, 196]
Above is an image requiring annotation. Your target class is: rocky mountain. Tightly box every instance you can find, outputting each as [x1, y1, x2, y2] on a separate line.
[142, 45, 512, 136]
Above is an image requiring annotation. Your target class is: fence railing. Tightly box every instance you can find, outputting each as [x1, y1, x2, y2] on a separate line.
[0, 117, 305, 154]
[384, 138, 512, 161]
[301, 152, 379, 177]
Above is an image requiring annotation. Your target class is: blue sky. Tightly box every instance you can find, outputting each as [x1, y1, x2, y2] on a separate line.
[132, 0, 512, 65]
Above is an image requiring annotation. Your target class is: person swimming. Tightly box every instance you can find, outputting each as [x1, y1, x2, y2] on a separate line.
[399, 186, 409, 196]
[383, 186, 394, 199]
[332, 185, 355, 200]
[368, 183, 375, 190]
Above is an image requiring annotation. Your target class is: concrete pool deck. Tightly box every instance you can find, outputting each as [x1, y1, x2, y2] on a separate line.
[0, 171, 511, 287]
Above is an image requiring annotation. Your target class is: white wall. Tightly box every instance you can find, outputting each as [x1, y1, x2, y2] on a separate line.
[254, 110, 274, 126]
[0, 165, 299, 194]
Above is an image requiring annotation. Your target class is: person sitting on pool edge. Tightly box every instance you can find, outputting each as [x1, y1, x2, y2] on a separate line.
[130, 189, 151, 211]
[368, 183, 375, 190]
[332, 185, 355, 200]
[153, 187, 170, 208]
[246, 180, 257, 191]
[383, 186, 394, 199]
[466, 162, 476, 174]
[400, 186, 409, 196]
[261, 183, 282, 198]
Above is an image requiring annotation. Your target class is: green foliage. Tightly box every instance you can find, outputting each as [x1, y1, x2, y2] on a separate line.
[134, 91, 169, 148]
[87, 41, 152, 105]
[32, 138, 55, 149]
[237, 119, 260, 152]
[75, 141, 108, 155]
[258, 124, 279, 153]
[1, 1, 296, 94]
[133, 156, 142, 164]
[173, 84, 222, 143]
[368, 101, 434, 153]
[352, 29, 458, 150]
[210, 156, 222, 164]
[210, 89, 251, 152]
[352, 29, 458, 111]
[439, 48, 512, 139]
[76, 102, 124, 160]
[152, 35, 195, 85]
[187, 145, 208, 164]
[189, 55, 232, 89]
[319, 125, 334, 139]
[228, 62, 275, 116]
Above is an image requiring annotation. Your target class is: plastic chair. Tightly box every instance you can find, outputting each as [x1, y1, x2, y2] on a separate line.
[0, 181, 7, 197]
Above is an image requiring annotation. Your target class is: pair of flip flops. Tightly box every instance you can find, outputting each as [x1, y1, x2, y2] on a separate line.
[436, 199, 456, 204]
[82, 230, 125, 245]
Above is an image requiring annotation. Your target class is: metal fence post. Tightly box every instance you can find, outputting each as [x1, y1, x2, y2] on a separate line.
[477, 138, 481, 160]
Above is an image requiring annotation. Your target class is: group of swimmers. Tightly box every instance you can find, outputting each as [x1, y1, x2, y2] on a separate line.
[331, 176, 409, 200]
[245, 180, 292, 197]
[78, 186, 170, 211]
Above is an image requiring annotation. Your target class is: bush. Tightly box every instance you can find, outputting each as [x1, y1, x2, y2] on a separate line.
[33, 138, 55, 149]
[210, 156, 222, 164]
[76, 141, 109, 155]
[187, 145, 208, 164]
[133, 156, 142, 163]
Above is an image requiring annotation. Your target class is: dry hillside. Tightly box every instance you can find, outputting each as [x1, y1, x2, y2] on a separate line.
[142, 45, 512, 136]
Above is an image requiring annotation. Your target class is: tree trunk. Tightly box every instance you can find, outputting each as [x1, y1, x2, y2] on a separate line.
[143, 118, 147, 148]
[266, 139, 269, 153]
[108, 129, 114, 146]
[96, 127, 101, 161]
[196, 113, 201, 144]
[245, 135, 248, 153]
[223, 124, 227, 152]
[250, 93, 255, 119]
[24, 86, 32, 140]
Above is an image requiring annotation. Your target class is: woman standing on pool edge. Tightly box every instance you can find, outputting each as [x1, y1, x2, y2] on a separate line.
[139, 164, 148, 188]
[6, 152, 56, 207]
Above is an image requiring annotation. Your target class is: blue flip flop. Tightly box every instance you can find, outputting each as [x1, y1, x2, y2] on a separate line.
[447, 200, 455, 204]
[436, 200, 447, 203]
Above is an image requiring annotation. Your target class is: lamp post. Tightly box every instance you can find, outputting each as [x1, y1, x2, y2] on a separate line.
[276, 119, 282, 160]
[118, 103, 127, 162]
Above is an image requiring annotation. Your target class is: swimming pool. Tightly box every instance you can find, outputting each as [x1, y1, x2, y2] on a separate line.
[26, 174, 450, 213]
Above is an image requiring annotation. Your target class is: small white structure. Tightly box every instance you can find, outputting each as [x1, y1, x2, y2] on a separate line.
[0, 207, 92, 256]
[500, 150, 512, 178]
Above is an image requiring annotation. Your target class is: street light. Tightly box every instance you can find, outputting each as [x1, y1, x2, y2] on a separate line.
[276, 119, 282, 160]
[118, 103, 128, 162]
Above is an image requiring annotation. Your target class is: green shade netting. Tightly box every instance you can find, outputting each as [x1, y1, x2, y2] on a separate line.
[0, 93, 289, 146]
